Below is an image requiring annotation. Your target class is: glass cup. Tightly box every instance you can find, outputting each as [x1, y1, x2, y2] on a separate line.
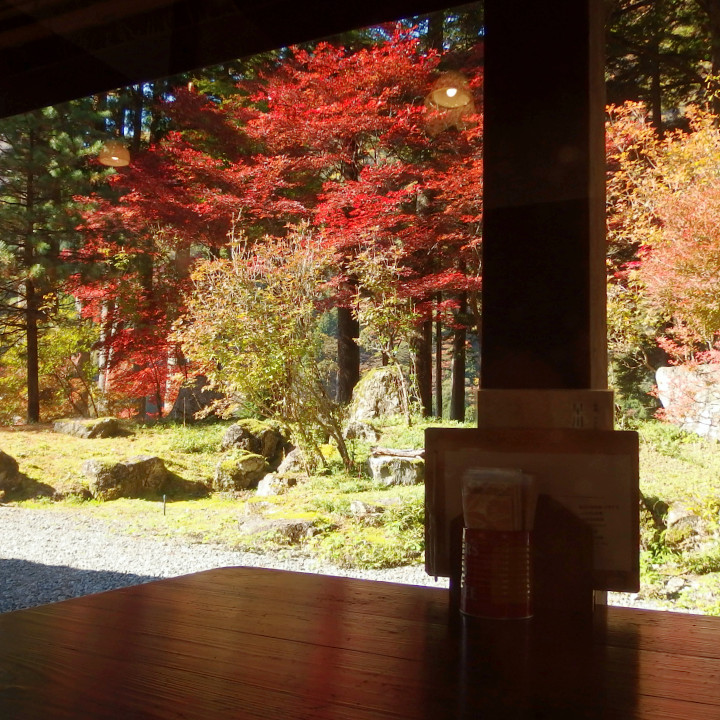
[460, 527, 533, 619]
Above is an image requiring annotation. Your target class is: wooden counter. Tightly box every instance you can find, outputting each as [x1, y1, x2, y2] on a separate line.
[1, 567, 718, 718]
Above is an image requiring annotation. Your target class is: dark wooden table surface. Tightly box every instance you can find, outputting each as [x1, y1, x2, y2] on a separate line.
[1, 566, 719, 719]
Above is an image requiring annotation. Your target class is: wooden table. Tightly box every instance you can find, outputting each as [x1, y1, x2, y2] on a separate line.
[1, 567, 719, 719]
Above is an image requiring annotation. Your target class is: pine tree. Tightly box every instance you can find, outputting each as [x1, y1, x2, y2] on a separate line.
[0, 99, 104, 422]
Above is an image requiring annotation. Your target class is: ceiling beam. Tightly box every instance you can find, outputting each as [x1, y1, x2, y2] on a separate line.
[0, 0, 457, 118]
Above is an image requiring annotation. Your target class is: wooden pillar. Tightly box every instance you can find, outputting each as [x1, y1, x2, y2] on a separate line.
[481, 0, 606, 391]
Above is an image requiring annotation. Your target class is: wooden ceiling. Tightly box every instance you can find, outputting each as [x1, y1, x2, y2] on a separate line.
[0, 0, 455, 118]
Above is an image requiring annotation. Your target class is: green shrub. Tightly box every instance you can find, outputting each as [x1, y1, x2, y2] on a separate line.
[638, 420, 699, 458]
[311, 490, 424, 569]
[313, 523, 423, 569]
[682, 548, 720, 575]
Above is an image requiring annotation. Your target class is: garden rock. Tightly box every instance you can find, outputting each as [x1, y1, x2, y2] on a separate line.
[664, 501, 711, 550]
[213, 449, 268, 491]
[237, 515, 318, 544]
[168, 375, 224, 421]
[125, 455, 168, 488]
[220, 419, 288, 466]
[0, 450, 20, 493]
[54, 417, 121, 439]
[656, 364, 720, 440]
[666, 501, 699, 528]
[664, 576, 686, 597]
[350, 500, 384, 517]
[244, 500, 278, 516]
[82, 455, 168, 501]
[256, 473, 300, 497]
[348, 366, 405, 422]
[343, 420, 380, 442]
[59, 485, 93, 501]
[368, 455, 424, 486]
[276, 448, 304, 473]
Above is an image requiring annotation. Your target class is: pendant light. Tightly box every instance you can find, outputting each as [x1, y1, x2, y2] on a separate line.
[98, 140, 130, 167]
[427, 71, 472, 110]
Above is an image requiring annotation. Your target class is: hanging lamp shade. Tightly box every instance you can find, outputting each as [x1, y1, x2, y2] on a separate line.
[427, 71, 473, 109]
[424, 70, 476, 137]
[98, 140, 130, 167]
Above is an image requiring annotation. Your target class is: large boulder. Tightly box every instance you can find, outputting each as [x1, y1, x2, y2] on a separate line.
[276, 448, 305, 474]
[0, 450, 21, 494]
[237, 505, 320, 543]
[367, 455, 424, 486]
[213, 449, 269, 491]
[348, 367, 405, 422]
[255, 473, 302, 497]
[343, 420, 380, 442]
[237, 516, 319, 543]
[220, 419, 289, 467]
[168, 375, 224, 422]
[82, 460, 125, 500]
[82, 455, 168, 500]
[54, 417, 121, 439]
[664, 500, 713, 552]
[349, 500, 384, 518]
[124, 456, 168, 490]
[656, 365, 720, 439]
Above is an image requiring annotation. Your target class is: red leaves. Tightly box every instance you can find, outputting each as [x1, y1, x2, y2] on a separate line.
[73, 31, 485, 408]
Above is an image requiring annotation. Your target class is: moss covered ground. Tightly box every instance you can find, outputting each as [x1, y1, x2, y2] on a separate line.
[3, 418, 720, 612]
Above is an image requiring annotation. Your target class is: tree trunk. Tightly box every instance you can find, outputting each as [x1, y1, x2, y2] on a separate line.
[336, 305, 359, 404]
[24, 141, 40, 424]
[413, 319, 433, 416]
[72, 350, 92, 417]
[131, 85, 143, 153]
[94, 92, 109, 132]
[425, 11, 444, 50]
[699, 0, 720, 117]
[650, 36, 664, 137]
[97, 299, 116, 397]
[164, 348, 180, 417]
[115, 101, 128, 141]
[155, 386, 164, 419]
[149, 79, 167, 143]
[450, 292, 467, 422]
[25, 279, 40, 423]
[335, 147, 362, 405]
[434, 293, 443, 418]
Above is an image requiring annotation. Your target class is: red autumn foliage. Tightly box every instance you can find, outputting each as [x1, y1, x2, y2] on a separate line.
[74, 30, 484, 410]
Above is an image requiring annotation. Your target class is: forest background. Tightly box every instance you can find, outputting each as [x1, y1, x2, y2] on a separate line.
[3, 0, 720, 447]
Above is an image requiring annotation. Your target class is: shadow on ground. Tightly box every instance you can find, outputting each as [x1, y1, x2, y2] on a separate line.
[3, 472, 210, 503]
[162, 473, 211, 499]
[2, 474, 56, 501]
[0, 558, 160, 614]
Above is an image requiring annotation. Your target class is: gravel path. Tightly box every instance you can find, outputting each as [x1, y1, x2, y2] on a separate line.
[0, 506, 449, 613]
[1, 505, 674, 615]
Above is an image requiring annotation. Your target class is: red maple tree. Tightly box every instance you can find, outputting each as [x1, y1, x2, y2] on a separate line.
[74, 30, 484, 415]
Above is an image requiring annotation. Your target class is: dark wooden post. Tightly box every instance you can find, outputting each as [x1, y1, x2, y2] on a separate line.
[481, 0, 606, 391]
[479, 1, 612, 608]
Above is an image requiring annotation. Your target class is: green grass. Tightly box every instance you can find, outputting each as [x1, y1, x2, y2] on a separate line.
[632, 420, 720, 614]
[638, 420, 720, 520]
[3, 416, 464, 570]
[6, 415, 720, 613]
[376, 416, 469, 449]
[0, 420, 231, 493]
